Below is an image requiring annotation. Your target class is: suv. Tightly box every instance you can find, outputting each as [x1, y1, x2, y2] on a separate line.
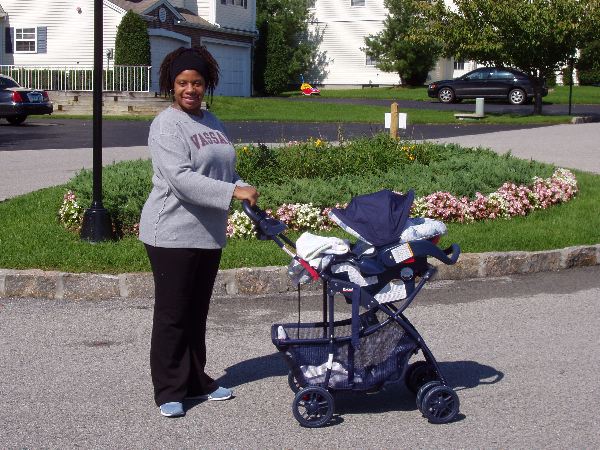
[427, 67, 548, 105]
[0, 74, 53, 125]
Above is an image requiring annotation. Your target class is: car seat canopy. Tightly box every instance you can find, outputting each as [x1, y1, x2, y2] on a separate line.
[329, 189, 415, 247]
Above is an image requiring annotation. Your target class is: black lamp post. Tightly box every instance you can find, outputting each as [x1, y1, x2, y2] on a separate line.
[80, 0, 112, 242]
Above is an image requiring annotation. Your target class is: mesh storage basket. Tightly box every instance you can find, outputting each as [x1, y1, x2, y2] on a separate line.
[273, 312, 417, 390]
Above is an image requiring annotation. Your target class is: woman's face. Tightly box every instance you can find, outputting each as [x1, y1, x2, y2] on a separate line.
[172, 69, 206, 115]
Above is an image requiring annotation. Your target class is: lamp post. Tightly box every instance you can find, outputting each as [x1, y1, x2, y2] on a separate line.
[80, 0, 112, 242]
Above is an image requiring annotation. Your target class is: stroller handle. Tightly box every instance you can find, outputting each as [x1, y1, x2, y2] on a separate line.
[241, 200, 288, 239]
[241, 200, 263, 224]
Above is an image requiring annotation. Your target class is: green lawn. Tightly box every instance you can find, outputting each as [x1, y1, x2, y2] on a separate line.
[281, 85, 600, 104]
[207, 97, 571, 125]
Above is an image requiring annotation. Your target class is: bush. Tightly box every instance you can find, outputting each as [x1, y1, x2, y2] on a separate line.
[66, 159, 152, 237]
[62, 136, 555, 238]
[114, 11, 151, 66]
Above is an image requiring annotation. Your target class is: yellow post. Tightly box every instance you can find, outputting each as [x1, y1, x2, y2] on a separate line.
[390, 102, 399, 139]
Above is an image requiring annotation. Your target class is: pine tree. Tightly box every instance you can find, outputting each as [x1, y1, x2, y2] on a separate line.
[114, 11, 151, 66]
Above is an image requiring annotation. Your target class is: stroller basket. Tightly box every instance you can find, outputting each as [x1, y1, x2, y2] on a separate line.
[272, 311, 417, 390]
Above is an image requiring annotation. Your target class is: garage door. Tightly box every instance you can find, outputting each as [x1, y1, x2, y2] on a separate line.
[203, 41, 251, 97]
[149, 34, 189, 94]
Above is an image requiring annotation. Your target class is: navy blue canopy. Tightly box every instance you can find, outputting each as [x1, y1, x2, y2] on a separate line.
[330, 189, 415, 246]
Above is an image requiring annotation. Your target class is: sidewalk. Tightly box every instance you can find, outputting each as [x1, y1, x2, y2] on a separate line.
[426, 122, 600, 174]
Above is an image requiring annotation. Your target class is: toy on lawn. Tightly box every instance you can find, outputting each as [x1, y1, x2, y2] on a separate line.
[300, 74, 320, 96]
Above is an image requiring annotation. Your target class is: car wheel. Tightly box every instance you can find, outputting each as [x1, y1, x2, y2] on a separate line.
[508, 88, 526, 105]
[437, 87, 455, 103]
[7, 115, 27, 125]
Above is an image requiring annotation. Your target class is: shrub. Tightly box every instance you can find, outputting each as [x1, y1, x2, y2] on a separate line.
[65, 159, 152, 237]
[114, 11, 151, 66]
[60, 136, 557, 238]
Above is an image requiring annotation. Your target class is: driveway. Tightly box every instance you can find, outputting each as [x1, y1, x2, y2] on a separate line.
[1, 267, 599, 448]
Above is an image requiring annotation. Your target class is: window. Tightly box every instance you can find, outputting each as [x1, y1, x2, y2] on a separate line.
[366, 54, 377, 66]
[15, 27, 36, 53]
[453, 59, 465, 70]
[351, 0, 365, 6]
[465, 70, 487, 80]
[306, 0, 316, 7]
[5, 26, 47, 54]
[221, 0, 247, 7]
[495, 70, 515, 80]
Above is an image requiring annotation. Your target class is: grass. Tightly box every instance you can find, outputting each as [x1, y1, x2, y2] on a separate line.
[47, 85, 597, 125]
[207, 97, 570, 124]
[282, 85, 600, 104]
[0, 169, 598, 274]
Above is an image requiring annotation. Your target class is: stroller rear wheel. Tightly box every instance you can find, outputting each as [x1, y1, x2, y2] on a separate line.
[288, 371, 302, 393]
[420, 385, 460, 424]
[405, 360, 438, 394]
[292, 386, 335, 428]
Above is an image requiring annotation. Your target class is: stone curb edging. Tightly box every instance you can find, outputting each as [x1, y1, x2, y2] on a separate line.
[1, 244, 598, 301]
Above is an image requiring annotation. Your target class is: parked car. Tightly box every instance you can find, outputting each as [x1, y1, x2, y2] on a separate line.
[427, 67, 548, 105]
[0, 74, 53, 125]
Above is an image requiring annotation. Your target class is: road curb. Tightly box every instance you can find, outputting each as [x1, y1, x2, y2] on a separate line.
[1, 244, 598, 300]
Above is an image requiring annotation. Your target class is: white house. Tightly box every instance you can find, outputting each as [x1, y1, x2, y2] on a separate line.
[308, 0, 473, 88]
[0, 0, 256, 96]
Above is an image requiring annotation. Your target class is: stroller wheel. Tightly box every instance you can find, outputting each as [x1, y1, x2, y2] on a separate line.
[416, 380, 442, 412]
[405, 361, 438, 394]
[420, 385, 460, 424]
[292, 386, 335, 428]
[288, 371, 302, 393]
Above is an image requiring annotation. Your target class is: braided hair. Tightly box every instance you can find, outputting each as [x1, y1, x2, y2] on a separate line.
[159, 46, 220, 101]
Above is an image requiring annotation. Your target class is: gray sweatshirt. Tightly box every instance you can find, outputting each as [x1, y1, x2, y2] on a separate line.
[139, 106, 247, 249]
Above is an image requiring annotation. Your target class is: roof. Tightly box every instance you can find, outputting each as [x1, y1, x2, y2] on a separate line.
[108, 0, 158, 14]
[107, 0, 219, 31]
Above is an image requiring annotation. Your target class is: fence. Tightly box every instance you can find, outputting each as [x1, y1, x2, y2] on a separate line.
[0, 65, 151, 92]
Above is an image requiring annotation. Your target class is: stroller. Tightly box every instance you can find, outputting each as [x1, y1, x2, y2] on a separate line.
[242, 189, 461, 428]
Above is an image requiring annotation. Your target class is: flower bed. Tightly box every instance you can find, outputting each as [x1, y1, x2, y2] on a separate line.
[225, 168, 578, 238]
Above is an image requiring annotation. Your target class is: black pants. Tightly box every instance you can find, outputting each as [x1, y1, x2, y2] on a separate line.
[145, 244, 222, 406]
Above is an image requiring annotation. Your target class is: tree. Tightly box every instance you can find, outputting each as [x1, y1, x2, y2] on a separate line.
[114, 11, 151, 66]
[431, 0, 600, 113]
[576, 40, 600, 85]
[254, 0, 319, 95]
[363, 0, 441, 86]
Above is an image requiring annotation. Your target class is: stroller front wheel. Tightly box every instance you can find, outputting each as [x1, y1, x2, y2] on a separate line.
[420, 385, 460, 424]
[292, 386, 335, 428]
[416, 380, 442, 411]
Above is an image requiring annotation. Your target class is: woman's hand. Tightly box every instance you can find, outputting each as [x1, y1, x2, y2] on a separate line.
[233, 185, 259, 207]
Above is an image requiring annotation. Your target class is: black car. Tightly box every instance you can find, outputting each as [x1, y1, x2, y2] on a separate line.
[427, 67, 548, 105]
[0, 74, 53, 125]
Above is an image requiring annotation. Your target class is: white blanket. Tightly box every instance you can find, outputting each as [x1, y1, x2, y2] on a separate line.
[296, 232, 350, 261]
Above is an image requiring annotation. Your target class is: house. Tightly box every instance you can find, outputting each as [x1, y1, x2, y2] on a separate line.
[0, 0, 256, 96]
[308, 0, 470, 88]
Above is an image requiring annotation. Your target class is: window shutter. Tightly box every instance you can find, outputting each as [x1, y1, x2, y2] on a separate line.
[5, 27, 14, 53]
[37, 26, 47, 53]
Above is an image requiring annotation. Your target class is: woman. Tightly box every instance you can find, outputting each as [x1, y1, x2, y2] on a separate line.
[139, 46, 259, 418]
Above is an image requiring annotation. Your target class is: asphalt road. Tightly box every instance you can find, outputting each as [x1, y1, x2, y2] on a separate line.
[1, 266, 599, 448]
[0, 117, 551, 151]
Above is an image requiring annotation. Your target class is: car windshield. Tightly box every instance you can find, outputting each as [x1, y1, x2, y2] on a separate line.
[0, 77, 20, 89]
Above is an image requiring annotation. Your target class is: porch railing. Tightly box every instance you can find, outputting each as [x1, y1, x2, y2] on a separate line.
[0, 65, 151, 92]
